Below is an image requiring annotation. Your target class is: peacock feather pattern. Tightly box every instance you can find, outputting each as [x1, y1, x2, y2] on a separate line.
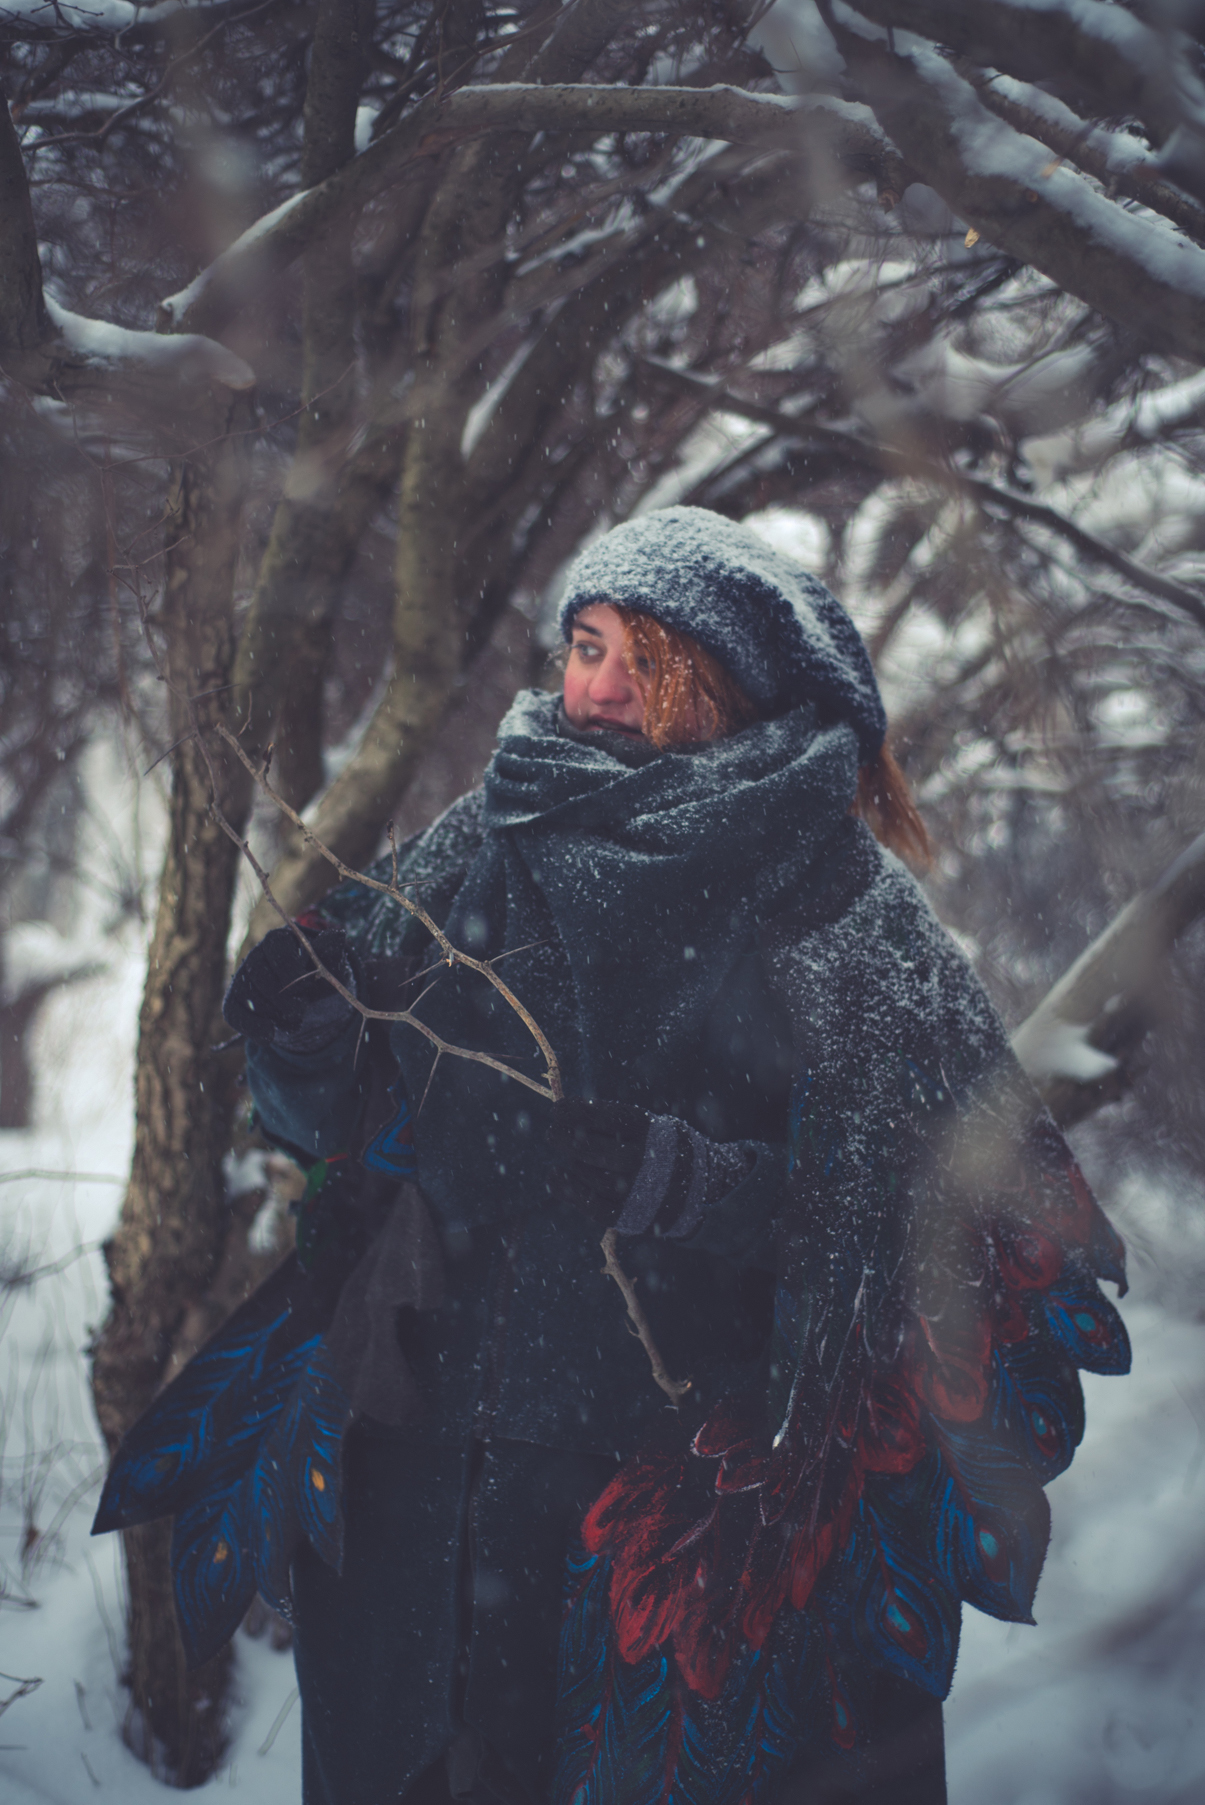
[552, 1047, 1131, 1804]
[93, 1251, 357, 1669]
[92, 1256, 326, 1536]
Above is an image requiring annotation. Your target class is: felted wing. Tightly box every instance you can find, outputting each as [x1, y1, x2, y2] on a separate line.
[92, 1254, 327, 1535]
[554, 1540, 825, 1805]
[171, 1488, 260, 1670]
[556, 1059, 1131, 1797]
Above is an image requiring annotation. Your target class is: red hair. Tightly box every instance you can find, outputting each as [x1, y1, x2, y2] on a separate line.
[613, 605, 932, 869]
[613, 605, 758, 749]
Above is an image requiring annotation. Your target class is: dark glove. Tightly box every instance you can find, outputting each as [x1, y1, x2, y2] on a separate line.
[223, 924, 359, 1054]
[546, 1098, 651, 1230]
[546, 1098, 755, 1238]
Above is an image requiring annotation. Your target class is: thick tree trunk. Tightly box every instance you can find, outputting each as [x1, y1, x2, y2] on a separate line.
[89, 392, 252, 1785]
[86, 18, 380, 1775]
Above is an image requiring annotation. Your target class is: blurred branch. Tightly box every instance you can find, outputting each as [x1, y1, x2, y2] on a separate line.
[971, 73, 1205, 247]
[1, 93, 252, 415]
[645, 361, 1205, 632]
[849, 0, 1186, 147]
[0, 0, 267, 46]
[161, 83, 904, 340]
[822, 7, 1205, 363]
[0, 91, 51, 357]
[1013, 830, 1205, 1127]
[228, 0, 375, 802]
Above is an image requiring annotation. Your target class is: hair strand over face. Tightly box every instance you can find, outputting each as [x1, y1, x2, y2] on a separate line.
[608, 604, 932, 869]
[614, 605, 759, 749]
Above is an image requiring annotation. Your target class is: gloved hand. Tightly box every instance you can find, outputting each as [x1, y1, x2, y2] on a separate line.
[545, 1098, 651, 1230]
[547, 1097, 754, 1238]
[223, 924, 359, 1054]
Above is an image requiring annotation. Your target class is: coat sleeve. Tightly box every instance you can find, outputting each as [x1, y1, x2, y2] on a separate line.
[661, 1139, 787, 1267]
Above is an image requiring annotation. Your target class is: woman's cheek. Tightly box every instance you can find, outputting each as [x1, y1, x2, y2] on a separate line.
[562, 664, 586, 726]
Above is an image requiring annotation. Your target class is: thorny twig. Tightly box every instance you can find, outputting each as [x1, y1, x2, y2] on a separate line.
[206, 728, 691, 1403]
[0, 1673, 41, 1721]
[602, 1228, 693, 1406]
[213, 723, 563, 1100]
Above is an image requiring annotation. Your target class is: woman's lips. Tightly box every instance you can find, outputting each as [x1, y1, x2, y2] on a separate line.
[587, 714, 643, 735]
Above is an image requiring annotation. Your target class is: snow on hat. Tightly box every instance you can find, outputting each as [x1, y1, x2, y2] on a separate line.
[559, 506, 886, 763]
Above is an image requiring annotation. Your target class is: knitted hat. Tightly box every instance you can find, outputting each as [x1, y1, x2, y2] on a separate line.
[558, 506, 886, 764]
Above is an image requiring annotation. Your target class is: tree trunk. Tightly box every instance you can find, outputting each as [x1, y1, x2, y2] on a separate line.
[90, 392, 252, 1785]
[87, 14, 378, 1774]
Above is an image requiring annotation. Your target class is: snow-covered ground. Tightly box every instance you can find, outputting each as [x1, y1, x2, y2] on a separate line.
[1, 948, 1204, 1803]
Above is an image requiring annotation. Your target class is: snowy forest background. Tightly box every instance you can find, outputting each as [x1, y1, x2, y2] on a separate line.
[6, 0, 1205, 1798]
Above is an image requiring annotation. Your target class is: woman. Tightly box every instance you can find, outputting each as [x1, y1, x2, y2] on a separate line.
[95, 507, 1129, 1805]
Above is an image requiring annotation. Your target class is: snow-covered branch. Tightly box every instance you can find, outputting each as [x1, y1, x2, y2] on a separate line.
[1013, 830, 1205, 1126]
[644, 361, 1205, 632]
[1024, 369, 1205, 484]
[0, 0, 246, 42]
[972, 72, 1205, 248]
[42, 297, 254, 391]
[825, 6, 1205, 363]
[1, 78, 253, 413]
[161, 83, 906, 339]
[850, 0, 1194, 151]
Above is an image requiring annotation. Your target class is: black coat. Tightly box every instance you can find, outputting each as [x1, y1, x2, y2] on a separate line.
[93, 694, 1129, 1805]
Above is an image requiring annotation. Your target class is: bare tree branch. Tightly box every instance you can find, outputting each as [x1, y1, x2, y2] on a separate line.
[601, 1228, 692, 1404]
[1013, 830, 1205, 1127]
[850, 0, 1190, 149]
[970, 71, 1205, 248]
[645, 361, 1205, 632]
[823, 8, 1205, 364]
[160, 84, 903, 340]
[215, 723, 564, 1101]
[0, 91, 49, 358]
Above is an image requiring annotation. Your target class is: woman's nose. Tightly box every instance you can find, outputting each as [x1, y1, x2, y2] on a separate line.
[590, 651, 638, 699]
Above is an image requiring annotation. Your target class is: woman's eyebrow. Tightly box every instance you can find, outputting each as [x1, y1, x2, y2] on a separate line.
[574, 622, 604, 639]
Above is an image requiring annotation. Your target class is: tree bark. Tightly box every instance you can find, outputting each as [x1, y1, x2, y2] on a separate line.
[229, 0, 378, 791]
[89, 391, 252, 1785]
[0, 92, 50, 358]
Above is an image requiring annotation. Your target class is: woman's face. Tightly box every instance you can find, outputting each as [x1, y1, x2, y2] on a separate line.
[562, 603, 649, 736]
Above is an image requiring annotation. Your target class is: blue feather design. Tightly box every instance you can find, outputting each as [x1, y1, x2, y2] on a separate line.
[992, 1337, 1085, 1482]
[213, 1340, 354, 1623]
[92, 1256, 324, 1534]
[700, 1606, 824, 1805]
[818, 1489, 961, 1701]
[554, 1545, 681, 1805]
[171, 1341, 354, 1651]
[925, 1425, 1050, 1623]
[361, 1095, 418, 1177]
[1042, 1261, 1131, 1376]
[171, 1489, 259, 1669]
[553, 1545, 826, 1805]
[254, 1340, 352, 1578]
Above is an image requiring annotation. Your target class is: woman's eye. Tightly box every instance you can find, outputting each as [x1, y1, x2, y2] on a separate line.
[573, 641, 600, 661]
